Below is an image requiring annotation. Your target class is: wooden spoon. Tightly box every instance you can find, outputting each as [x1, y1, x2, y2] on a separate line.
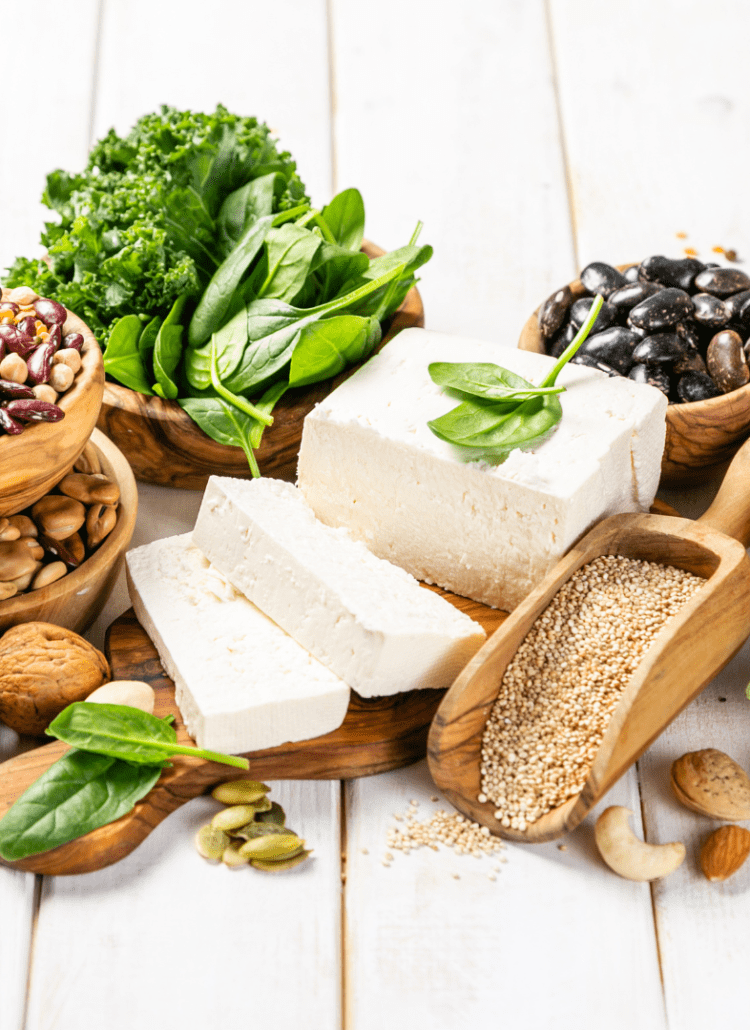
[428, 436, 750, 843]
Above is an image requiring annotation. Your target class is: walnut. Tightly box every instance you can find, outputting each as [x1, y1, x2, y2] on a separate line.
[0, 622, 110, 736]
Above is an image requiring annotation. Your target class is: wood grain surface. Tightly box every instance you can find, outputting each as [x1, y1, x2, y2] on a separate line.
[517, 267, 750, 486]
[429, 439, 750, 843]
[0, 590, 505, 876]
[0, 430, 137, 635]
[0, 295, 105, 516]
[96, 241, 425, 488]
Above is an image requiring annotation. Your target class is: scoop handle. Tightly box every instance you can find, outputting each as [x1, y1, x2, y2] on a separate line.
[697, 436, 750, 545]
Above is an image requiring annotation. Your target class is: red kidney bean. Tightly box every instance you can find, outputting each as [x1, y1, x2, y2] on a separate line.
[33, 298, 66, 327]
[3, 399, 64, 422]
[26, 341, 56, 385]
[0, 379, 35, 399]
[62, 332, 83, 352]
[47, 324, 62, 351]
[0, 323, 35, 358]
[0, 407, 24, 434]
[16, 315, 39, 339]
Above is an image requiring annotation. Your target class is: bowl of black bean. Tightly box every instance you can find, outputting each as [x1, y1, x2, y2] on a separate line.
[519, 256, 750, 486]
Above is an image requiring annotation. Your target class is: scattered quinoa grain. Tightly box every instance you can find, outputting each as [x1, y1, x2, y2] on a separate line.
[480, 555, 703, 828]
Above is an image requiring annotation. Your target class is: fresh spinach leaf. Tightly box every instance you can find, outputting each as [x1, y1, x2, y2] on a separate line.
[216, 172, 279, 258]
[426, 296, 604, 460]
[138, 315, 161, 363]
[188, 213, 274, 347]
[152, 324, 184, 400]
[428, 363, 565, 401]
[255, 222, 322, 302]
[320, 188, 365, 251]
[179, 395, 260, 476]
[225, 261, 406, 394]
[289, 315, 380, 387]
[102, 314, 154, 394]
[248, 380, 288, 449]
[47, 703, 250, 769]
[298, 241, 370, 306]
[0, 750, 162, 862]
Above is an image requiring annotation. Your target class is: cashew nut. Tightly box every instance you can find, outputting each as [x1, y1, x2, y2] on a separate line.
[85, 679, 156, 714]
[594, 806, 685, 881]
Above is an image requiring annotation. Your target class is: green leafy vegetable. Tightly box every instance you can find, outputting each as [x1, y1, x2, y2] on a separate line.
[0, 750, 162, 862]
[152, 294, 189, 399]
[427, 295, 604, 460]
[289, 315, 381, 387]
[320, 188, 365, 251]
[102, 314, 153, 394]
[47, 703, 251, 769]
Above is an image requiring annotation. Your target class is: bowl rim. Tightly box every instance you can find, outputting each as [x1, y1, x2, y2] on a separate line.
[0, 429, 137, 617]
[520, 262, 750, 413]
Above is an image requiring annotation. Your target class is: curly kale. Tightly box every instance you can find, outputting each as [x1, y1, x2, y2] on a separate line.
[5, 105, 309, 345]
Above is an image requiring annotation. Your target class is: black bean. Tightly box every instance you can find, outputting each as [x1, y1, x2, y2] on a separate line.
[693, 267, 750, 297]
[623, 265, 641, 283]
[579, 326, 640, 374]
[579, 261, 627, 298]
[607, 282, 662, 320]
[675, 320, 703, 353]
[632, 332, 685, 366]
[549, 321, 577, 358]
[628, 363, 670, 395]
[571, 353, 621, 377]
[691, 293, 730, 329]
[538, 285, 573, 340]
[674, 349, 708, 376]
[569, 297, 618, 333]
[638, 254, 705, 291]
[628, 288, 694, 331]
[706, 330, 750, 393]
[676, 371, 722, 402]
[722, 288, 750, 322]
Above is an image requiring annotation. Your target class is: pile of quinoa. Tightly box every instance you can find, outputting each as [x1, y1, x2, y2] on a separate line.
[480, 554, 704, 831]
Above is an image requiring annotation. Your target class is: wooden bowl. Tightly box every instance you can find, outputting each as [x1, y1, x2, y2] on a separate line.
[518, 267, 750, 487]
[0, 429, 137, 636]
[96, 241, 425, 489]
[0, 291, 105, 516]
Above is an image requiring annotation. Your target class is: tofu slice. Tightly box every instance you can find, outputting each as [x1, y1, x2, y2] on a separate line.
[126, 534, 350, 753]
[297, 328, 667, 611]
[192, 477, 486, 698]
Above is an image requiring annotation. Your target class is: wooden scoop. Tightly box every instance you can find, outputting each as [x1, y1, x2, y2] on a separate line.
[428, 437, 750, 844]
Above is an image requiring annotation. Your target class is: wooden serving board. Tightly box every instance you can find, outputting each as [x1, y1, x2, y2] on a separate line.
[0, 595, 506, 876]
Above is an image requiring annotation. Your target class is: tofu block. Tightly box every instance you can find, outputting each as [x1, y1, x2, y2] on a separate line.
[126, 534, 350, 753]
[297, 328, 667, 611]
[192, 477, 486, 697]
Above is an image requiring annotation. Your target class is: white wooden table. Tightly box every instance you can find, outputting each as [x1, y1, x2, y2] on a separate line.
[2, 3, 750, 1027]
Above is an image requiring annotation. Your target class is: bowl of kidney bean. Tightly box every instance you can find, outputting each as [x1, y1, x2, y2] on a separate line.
[0, 286, 105, 515]
[519, 256, 750, 485]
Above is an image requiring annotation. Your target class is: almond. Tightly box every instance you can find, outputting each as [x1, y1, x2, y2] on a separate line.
[670, 749, 750, 820]
[699, 825, 750, 882]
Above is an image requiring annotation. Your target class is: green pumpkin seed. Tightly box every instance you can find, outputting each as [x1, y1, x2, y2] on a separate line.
[238, 834, 305, 861]
[211, 780, 271, 805]
[251, 849, 313, 872]
[222, 841, 251, 867]
[232, 821, 293, 841]
[255, 801, 286, 825]
[195, 823, 231, 860]
[212, 804, 260, 830]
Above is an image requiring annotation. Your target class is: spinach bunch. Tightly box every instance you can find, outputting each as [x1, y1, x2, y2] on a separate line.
[427, 296, 603, 459]
[0, 702, 249, 862]
[4, 105, 309, 345]
[102, 185, 431, 474]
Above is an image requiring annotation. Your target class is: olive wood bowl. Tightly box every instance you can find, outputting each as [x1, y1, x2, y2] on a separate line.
[0, 291, 105, 516]
[96, 240, 425, 489]
[518, 265, 750, 487]
[0, 429, 137, 636]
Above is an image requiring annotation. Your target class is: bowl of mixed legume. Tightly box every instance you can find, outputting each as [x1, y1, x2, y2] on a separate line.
[519, 257, 750, 486]
[0, 287, 105, 516]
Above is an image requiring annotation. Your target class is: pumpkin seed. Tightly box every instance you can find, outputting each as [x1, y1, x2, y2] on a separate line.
[238, 834, 305, 861]
[212, 804, 260, 830]
[211, 780, 270, 805]
[251, 849, 313, 872]
[195, 823, 231, 860]
[222, 841, 251, 867]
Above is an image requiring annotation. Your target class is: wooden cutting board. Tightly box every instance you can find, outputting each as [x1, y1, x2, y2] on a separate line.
[0, 594, 506, 876]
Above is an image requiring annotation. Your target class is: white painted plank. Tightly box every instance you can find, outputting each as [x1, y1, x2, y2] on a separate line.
[331, 0, 576, 342]
[0, 0, 99, 276]
[639, 638, 750, 1030]
[345, 760, 666, 1030]
[92, 0, 333, 206]
[25, 781, 341, 1030]
[0, 868, 37, 1030]
[550, 0, 750, 269]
